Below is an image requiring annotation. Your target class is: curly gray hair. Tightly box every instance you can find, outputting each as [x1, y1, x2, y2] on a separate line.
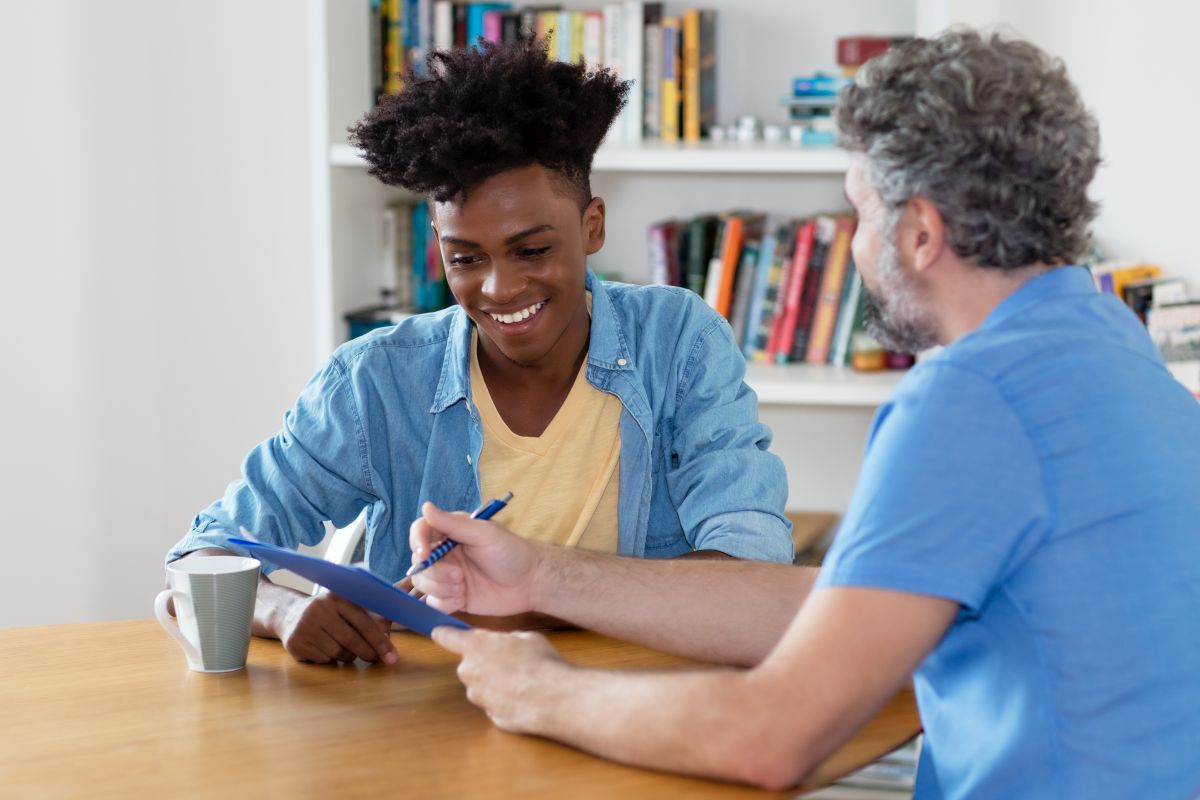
[837, 28, 1100, 269]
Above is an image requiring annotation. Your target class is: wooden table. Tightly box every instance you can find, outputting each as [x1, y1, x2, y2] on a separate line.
[0, 620, 919, 799]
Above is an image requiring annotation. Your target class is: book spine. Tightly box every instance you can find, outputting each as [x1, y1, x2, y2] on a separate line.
[622, 1, 644, 143]
[642, 3, 663, 140]
[370, 0, 384, 105]
[697, 9, 716, 136]
[602, 5, 624, 140]
[582, 11, 604, 67]
[433, 0, 453, 51]
[729, 241, 760, 349]
[702, 218, 728, 310]
[660, 17, 680, 143]
[647, 221, 672, 286]
[829, 259, 861, 365]
[681, 9, 700, 142]
[715, 215, 745, 319]
[384, 0, 406, 95]
[453, 3, 468, 49]
[741, 221, 777, 356]
[805, 216, 855, 363]
[770, 220, 815, 362]
[750, 221, 795, 362]
[788, 216, 836, 362]
[556, 10, 572, 62]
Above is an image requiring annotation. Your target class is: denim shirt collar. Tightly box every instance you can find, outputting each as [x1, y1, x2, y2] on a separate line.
[429, 268, 633, 413]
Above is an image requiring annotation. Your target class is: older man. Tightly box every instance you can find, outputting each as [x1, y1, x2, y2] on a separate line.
[411, 29, 1200, 799]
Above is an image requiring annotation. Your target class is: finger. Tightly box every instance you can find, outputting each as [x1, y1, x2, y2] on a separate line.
[421, 502, 497, 547]
[411, 564, 465, 597]
[431, 625, 472, 652]
[321, 611, 384, 663]
[409, 516, 438, 563]
[336, 599, 398, 665]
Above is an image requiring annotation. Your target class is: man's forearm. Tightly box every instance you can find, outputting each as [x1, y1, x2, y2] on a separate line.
[522, 659, 806, 789]
[530, 549, 818, 666]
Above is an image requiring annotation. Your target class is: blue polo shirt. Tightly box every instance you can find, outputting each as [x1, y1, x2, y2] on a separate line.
[817, 267, 1200, 799]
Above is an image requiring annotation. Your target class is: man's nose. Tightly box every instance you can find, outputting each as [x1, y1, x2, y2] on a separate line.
[481, 265, 526, 305]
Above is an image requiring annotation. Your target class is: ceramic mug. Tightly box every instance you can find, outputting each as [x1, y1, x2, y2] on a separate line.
[154, 555, 260, 672]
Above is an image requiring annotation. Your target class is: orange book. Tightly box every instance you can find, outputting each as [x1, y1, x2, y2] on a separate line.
[713, 215, 746, 319]
[682, 10, 701, 142]
[805, 217, 856, 364]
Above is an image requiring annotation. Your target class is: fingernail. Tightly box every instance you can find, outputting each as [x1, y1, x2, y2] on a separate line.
[384, 651, 397, 665]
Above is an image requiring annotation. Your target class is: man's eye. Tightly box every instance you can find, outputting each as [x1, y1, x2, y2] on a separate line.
[449, 254, 480, 266]
[519, 246, 551, 258]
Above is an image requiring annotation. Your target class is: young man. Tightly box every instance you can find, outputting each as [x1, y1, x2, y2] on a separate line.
[411, 31, 1200, 799]
[164, 41, 792, 666]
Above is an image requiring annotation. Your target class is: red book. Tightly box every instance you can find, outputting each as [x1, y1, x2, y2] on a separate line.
[768, 219, 816, 362]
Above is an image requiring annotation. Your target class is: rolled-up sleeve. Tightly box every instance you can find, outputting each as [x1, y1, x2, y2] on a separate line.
[666, 315, 793, 563]
[165, 357, 377, 572]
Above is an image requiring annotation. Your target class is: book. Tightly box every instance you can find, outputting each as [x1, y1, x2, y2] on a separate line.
[787, 215, 836, 363]
[728, 219, 765, 347]
[602, 4, 623, 138]
[684, 215, 718, 296]
[830, 259, 862, 366]
[621, 1, 644, 143]
[748, 220, 797, 361]
[805, 216, 855, 363]
[740, 217, 779, 354]
[433, 0, 453, 50]
[697, 9, 717, 137]
[1091, 260, 1162, 298]
[384, 0, 406, 95]
[582, 11, 603, 66]
[681, 9, 700, 142]
[453, 2, 468, 48]
[704, 213, 747, 318]
[660, 15, 680, 142]
[1122, 276, 1188, 324]
[371, 0, 385, 104]
[768, 219, 815, 363]
[647, 219, 680, 286]
[642, 3, 663, 140]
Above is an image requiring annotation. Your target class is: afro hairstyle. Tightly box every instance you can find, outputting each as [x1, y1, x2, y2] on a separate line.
[348, 39, 629, 210]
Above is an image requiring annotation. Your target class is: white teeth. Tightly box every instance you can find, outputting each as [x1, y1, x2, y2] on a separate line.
[490, 301, 545, 324]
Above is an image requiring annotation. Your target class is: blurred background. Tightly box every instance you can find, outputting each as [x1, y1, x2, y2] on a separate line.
[2, 0, 1196, 628]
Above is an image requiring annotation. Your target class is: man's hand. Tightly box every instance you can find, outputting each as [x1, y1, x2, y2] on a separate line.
[409, 502, 546, 617]
[431, 626, 564, 734]
[273, 590, 397, 665]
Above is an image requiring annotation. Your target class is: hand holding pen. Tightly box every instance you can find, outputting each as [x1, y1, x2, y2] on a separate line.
[406, 491, 512, 578]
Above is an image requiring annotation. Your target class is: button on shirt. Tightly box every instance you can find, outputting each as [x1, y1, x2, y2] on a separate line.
[168, 271, 794, 579]
[817, 267, 1200, 799]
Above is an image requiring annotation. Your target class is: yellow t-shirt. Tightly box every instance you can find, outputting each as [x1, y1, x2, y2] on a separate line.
[469, 332, 621, 554]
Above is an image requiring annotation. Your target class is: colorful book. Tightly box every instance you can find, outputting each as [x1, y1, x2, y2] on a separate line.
[768, 219, 815, 362]
[684, 215, 718, 296]
[805, 216, 856, 363]
[788, 216, 836, 362]
[697, 9, 716, 137]
[642, 3, 663, 139]
[740, 217, 779, 354]
[749, 220, 798, 362]
[829, 258, 862, 366]
[660, 16, 680, 143]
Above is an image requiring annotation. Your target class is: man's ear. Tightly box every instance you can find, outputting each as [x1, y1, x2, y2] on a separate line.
[583, 196, 606, 256]
[902, 196, 947, 274]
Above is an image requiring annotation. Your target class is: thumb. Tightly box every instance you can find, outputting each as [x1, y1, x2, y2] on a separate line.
[422, 501, 495, 546]
[431, 625, 472, 653]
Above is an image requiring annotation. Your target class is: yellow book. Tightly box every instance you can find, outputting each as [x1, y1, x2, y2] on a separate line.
[570, 11, 585, 64]
[537, 10, 557, 56]
[384, 0, 405, 96]
[661, 16, 680, 143]
[682, 9, 700, 142]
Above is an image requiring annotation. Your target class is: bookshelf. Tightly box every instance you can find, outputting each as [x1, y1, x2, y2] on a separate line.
[331, 140, 852, 174]
[313, 0, 917, 510]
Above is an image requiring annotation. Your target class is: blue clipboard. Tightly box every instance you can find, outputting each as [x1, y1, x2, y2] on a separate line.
[226, 538, 470, 636]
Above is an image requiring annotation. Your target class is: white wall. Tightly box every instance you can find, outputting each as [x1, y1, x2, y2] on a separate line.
[0, 3, 318, 626]
[935, 0, 1200, 290]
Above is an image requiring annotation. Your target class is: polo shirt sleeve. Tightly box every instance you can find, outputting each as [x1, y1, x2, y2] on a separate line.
[667, 314, 794, 564]
[165, 356, 378, 571]
[816, 362, 1051, 612]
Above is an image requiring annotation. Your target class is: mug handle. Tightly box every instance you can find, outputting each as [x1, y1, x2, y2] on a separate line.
[154, 589, 201, 665]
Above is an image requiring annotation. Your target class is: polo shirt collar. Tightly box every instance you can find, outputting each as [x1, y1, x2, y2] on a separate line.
[980, 265, 1096, 332]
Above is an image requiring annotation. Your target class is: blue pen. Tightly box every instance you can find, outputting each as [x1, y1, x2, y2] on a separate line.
[406, 491, 512, 578]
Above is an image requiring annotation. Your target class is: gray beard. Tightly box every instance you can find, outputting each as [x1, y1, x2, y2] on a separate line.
[861, 239, 939, 354]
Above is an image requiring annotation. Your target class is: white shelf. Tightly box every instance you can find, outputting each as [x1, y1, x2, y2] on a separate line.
[744, 363, 905, 407]
[330, 141, 851, 175]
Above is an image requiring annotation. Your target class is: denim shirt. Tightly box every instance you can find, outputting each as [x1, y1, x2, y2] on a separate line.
[168, 271, 793, 580]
